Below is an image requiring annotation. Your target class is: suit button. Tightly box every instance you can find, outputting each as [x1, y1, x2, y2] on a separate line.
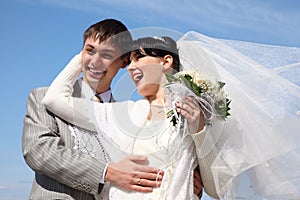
[73, 180, 78, 188]
[86, 184, 91, 192]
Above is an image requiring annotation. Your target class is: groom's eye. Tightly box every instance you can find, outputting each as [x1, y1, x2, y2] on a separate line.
[101, 53, 114, 59]
[84, 45, 96, 55]
[100, 50, 116, 60]
[85, 48, 95, 55]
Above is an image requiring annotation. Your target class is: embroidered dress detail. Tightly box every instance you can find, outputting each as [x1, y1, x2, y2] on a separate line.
[69, 125, 111, 162]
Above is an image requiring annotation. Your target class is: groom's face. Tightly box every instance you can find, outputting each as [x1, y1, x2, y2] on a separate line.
[81, 37, 125, 93]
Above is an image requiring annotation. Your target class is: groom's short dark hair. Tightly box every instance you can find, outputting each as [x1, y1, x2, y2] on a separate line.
[83, 19, 132, 60]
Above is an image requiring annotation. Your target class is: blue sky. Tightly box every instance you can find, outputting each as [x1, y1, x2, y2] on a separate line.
[0, 0, 300, 199]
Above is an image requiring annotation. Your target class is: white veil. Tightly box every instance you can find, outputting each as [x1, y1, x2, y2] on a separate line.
[177, 31, 300, 199]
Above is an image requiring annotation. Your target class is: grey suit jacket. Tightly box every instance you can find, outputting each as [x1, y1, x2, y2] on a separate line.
[22, 81, 107, 200]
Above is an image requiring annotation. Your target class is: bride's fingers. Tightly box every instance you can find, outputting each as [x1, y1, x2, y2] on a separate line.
[176, 104, 192, 118]
[183, 96, 200, 110]
[180, 97, 200, 110]
[178, 108, 202, 123]
[176, 100, 200, 118]
[175, 99, 206, 133]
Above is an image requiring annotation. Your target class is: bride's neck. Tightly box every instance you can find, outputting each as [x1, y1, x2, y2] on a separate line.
[147, 88, 166, 106]
[146, 90, 170, 120]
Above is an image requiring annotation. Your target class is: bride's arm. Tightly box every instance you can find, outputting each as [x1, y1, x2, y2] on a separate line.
[42, 53, 98, 132]
[192, 128, 220, 199]
[176, 96, 220, 198]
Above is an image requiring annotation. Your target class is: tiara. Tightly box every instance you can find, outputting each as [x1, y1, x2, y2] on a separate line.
[153, 36, 167, 43]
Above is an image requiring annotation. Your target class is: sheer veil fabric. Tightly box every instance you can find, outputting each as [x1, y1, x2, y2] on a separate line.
[177, 31, 300, 199]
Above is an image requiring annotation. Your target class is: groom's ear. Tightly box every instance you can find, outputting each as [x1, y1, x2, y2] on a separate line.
[162, 55, 173, 72]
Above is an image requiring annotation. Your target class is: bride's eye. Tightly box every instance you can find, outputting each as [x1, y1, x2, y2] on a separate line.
[130, 51, 146, 62]
[135, 53, 146, 60]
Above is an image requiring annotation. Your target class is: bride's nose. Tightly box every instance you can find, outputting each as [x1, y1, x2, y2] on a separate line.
[127, 61, 137, 71]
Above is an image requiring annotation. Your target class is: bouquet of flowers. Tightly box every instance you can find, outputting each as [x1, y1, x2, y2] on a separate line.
[165, 70, 231, 126]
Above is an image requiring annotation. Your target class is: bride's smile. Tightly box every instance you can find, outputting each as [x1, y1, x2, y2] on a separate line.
[130, 68, 143, 83]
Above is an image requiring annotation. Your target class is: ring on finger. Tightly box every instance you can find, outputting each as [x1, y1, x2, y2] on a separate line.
[137, 177, 141, 185]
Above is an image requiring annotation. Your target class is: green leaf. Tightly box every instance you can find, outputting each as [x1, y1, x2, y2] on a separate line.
[179, 75, 192, 89]
[218, 81, 225, 89]
[166, 73, 177, 83]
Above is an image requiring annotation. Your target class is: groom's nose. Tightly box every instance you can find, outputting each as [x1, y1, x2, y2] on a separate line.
[91, 56, 103, 68]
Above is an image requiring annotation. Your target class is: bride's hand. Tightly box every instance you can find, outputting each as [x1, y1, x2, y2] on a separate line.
[105, 155, 164, 193]
[175, 96, 205, 134]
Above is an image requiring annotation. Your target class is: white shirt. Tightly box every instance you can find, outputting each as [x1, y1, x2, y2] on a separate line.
[78, 78, 112, 103]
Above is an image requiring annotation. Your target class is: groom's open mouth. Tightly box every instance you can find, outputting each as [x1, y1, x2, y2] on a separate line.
[87, 66, 107, 76]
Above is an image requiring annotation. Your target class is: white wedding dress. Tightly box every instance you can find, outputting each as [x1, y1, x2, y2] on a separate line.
[77, 99, 199, 200]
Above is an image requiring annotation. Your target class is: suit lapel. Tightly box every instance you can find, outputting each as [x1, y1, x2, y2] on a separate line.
[73, 80, 84, 98]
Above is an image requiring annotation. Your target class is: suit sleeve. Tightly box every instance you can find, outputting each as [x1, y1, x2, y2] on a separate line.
[22, 87, 106, 195]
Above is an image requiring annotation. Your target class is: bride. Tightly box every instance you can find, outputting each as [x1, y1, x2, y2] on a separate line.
[42, 36, 216, 199]
[43, 31, 300, 200]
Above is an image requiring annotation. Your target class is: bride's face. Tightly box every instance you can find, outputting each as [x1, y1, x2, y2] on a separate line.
[128, 51, 165, 97]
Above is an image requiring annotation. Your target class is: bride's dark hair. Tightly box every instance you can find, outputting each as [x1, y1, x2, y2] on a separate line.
[130, 36, 180, 73]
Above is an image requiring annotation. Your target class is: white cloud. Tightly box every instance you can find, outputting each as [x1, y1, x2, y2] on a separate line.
[21, 0, 299, 28]
[0, 185, 9, 190]
[20, 0, 300, 46]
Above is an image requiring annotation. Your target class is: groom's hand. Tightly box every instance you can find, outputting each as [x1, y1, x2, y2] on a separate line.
[194, 166, 204, 199]
[105, 155, 164, 192]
